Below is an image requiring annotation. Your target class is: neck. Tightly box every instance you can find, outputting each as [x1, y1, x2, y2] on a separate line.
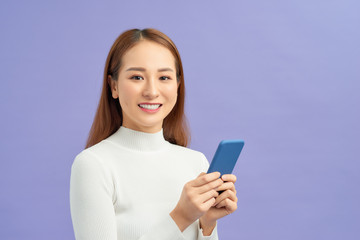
[109, 125, 169, 152]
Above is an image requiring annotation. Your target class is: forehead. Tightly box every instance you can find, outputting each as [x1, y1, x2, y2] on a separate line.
[121, 40, 176, 70]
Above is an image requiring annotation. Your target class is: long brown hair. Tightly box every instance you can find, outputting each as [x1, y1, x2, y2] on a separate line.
[86, 28, 190, 148]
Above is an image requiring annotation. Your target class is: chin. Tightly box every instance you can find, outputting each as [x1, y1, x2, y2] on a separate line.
[137, 121, 163, 128]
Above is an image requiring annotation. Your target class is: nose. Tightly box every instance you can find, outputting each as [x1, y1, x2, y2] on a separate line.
[142, 77, 159, 99]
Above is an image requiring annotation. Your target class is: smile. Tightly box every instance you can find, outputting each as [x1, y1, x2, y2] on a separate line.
[138, 104, 162, 109]
[138, 104, 162, 113]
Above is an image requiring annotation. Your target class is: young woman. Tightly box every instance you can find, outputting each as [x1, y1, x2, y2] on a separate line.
[70, 28, 238, 240]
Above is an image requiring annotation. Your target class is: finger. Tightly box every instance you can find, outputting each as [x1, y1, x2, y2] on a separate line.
[215, 198, 229, 208]
[199, 189, 219, 203]
[226, 200, 238, 212]
[215, 181, 235, 192]
[221, 174, 237, 183]
[216, 198, 238, 213]
[191, 172, 221, 187]
[197, 178, 223, 194]
[213, 189, 237, 206]
[202, 196, 216, 211]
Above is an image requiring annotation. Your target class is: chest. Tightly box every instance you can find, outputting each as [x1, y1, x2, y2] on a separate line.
[109, 152, 200, 215]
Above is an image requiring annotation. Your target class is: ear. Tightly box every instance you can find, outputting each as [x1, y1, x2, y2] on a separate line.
[108, 75, 119, 99]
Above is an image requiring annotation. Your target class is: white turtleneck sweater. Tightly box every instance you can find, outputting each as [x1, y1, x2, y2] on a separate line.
[70, 126, 218, 240]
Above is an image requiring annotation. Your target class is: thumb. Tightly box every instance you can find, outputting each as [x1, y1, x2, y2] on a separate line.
[198, 172, 206, 177]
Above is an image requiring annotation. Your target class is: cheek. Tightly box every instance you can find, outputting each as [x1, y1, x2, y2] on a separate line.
[164, 84, 178, 103]
[118, 83, 138, 107]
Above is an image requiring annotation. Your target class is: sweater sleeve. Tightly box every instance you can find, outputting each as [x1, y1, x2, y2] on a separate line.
[70, 150, 186, 240]
[138, 214, 185, 240]
[197, 152, 219, 240]
[70, 150, 117, 240]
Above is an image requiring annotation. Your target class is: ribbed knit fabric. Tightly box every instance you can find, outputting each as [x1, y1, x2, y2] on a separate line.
[70, 126, 218, 240]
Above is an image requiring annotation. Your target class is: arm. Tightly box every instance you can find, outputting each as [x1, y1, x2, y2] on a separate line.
[198, 220, 218, 239]
[70, 151, 186, 240]
[70, 151, 117, 240]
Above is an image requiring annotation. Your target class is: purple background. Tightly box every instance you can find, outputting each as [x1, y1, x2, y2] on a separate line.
[1, 0, 359, 239]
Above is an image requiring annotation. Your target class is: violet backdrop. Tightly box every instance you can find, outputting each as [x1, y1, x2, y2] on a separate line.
[0, 0, 359, 239]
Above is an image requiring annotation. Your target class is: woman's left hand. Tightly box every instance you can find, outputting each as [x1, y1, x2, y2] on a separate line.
[199, 174, 238, 232]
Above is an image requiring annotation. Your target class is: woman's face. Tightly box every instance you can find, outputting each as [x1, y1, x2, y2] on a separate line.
[110, 40, 179, 133]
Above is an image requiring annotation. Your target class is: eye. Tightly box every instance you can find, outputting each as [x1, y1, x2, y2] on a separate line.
[159, 76, 171, 80]
[130, 75, 144, 80]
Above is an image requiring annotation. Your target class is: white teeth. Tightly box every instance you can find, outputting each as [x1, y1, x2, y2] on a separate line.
[139, 104, 161, 110]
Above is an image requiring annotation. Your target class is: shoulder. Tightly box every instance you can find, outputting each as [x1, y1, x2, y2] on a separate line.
[70, 146, 114, 197]
[167, 143, 210, 172]
[71, 148, 101, 173]
[168, 143, 204, 157]
[71, 139, 115, 172]
[73, 138, 118, 164]
[71, 144, 115, 185]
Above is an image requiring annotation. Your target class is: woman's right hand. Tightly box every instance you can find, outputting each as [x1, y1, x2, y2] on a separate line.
[170, 172, 223, 231]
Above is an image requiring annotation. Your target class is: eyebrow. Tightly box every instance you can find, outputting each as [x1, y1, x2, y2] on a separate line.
[125, 67, 174, 72]
[158, 68, 174, 72]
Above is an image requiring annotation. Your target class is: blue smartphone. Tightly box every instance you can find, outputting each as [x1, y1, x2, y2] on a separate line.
[207, 139, 245, 176]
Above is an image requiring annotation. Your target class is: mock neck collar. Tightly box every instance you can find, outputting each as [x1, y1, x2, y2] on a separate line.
[108, 126, 169, 152]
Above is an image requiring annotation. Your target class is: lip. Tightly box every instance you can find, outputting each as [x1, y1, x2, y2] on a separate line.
[138, 103, 162, 113]
[138, 102, 162, 105]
